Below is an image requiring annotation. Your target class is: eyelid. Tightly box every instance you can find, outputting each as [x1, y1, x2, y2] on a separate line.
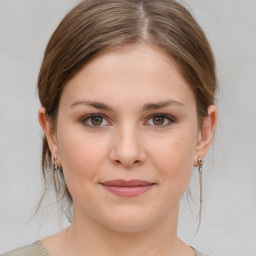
[80, 113, 175, 128]
[81, 113, 111, 128]
[145, 113, 176, 126]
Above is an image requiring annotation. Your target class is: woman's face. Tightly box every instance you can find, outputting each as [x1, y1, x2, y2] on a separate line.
[43, 44, 211, 232]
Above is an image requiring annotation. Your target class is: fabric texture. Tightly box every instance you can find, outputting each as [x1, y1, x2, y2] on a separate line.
[1, 241, 49, 256]
[192, 247, 209, 256]
[2, 241, 208, 256]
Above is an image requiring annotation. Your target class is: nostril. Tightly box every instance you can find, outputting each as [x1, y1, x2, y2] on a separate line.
[113, 159, 141, 167]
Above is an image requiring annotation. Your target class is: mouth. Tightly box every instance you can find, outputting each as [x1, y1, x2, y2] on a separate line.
[99, 179, 156, 197]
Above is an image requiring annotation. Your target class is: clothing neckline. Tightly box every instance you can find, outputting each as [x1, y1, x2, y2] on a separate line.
[36, 241, 50, 256]
[37, 240, 200, 256]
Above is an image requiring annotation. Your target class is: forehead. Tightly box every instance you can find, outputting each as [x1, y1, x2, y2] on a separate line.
[60, 44, 196, 110]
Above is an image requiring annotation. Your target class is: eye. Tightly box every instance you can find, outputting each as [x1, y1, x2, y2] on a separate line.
[81, 114, 110, 127]
[146, 114, 175, 127]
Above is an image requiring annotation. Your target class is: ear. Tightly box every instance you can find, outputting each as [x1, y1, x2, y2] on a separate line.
[193, 105, 217, 166]
[38, 107, 61, 166]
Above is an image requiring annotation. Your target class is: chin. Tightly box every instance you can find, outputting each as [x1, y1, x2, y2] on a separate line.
[98, 206, 158, 233]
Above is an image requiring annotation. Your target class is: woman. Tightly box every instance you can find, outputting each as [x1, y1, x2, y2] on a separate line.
[3, 0, 217, 255]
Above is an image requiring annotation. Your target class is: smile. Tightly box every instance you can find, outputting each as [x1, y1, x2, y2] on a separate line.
[99, 179, 156, 197]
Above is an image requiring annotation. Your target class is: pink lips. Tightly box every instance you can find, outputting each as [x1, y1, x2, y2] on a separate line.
[100, 179, 155, 197]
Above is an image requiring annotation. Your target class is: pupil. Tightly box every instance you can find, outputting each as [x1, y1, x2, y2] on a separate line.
[92, 116, 103, 125]
[153, 116, 164, 125]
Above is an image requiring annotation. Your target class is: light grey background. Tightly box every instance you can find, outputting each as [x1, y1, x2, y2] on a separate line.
[0, 0, 256, 255]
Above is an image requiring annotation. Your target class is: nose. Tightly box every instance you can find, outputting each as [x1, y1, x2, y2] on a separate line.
[109, 125, 146, 168]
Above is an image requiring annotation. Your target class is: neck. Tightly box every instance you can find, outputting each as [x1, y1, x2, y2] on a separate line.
[61, 203, 185, 256]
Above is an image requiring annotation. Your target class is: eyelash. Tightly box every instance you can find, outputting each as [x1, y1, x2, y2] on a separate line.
[145, 113, 175, 127]
[80, 113, 175, 128]
[81, 113, 110, 128]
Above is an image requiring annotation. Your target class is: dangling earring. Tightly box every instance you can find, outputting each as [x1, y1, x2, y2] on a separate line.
[194, 157, 204, 237]
[53, 156, 58, 170]
[198, 157, 204, 224]
[198, 158, 204, 205]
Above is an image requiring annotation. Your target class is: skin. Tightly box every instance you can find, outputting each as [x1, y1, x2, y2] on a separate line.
[39, 44, 217, 256]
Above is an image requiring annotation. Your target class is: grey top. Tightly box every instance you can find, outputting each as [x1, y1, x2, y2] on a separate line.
[1, 242, 49, 256]
[2, 241, 209, 256]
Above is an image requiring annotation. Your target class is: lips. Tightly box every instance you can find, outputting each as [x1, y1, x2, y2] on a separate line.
[101, 179, 154, 187]
[100, 179, 155, 197]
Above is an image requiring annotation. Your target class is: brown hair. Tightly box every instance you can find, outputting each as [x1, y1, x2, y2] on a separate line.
[37, 0, 216, 218]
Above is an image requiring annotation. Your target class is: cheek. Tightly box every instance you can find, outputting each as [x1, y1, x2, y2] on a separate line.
[149, 131, 197, 197]
[56, 127, 108, 190]
[151, 132, 196, 167]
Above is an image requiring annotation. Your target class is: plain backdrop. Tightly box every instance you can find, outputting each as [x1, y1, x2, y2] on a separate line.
[0, 0, 256, 255]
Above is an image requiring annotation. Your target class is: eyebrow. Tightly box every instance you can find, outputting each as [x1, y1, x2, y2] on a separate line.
[141, 100, 185, 112]
[70, 99, 185, 111]
[70, 100, 113, 111]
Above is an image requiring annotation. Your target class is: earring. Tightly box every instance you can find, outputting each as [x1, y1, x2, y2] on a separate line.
[53, 156, 58, 170]
[198, 158, 204, 226]
[194, 157, 204, 237]
[198, 158, 204, 204]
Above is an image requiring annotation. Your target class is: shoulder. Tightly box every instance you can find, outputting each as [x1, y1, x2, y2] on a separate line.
[1, 241, 50, 256]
